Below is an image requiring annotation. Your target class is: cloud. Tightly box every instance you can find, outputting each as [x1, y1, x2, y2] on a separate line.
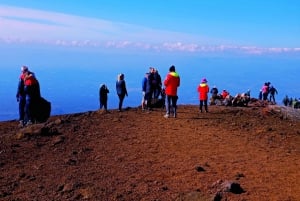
[0, 5, 299, 56]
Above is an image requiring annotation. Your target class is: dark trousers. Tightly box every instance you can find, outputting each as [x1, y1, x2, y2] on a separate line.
[262, 93, 268, 101]
[118, 94, 125, 111]
[166, 95, 178, 115]
[200, 100, 208, 112]
[100, 98, 108, 110]
[18, 96, 26, 121]
[146, 89, 154, 109]
[269, 94, 275, 102]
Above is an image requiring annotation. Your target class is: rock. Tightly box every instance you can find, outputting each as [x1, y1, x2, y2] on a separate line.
[221, 181, 244, 194]
[195, 165, 205, 172]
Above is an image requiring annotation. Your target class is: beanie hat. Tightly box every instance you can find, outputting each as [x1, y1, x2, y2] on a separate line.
[169, 65, 175, 72]
[201, 78, 207, 83]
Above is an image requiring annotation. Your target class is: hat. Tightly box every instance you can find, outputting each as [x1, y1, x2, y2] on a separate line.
[169, 65, 175, 72]
[201, 78, 207, 83]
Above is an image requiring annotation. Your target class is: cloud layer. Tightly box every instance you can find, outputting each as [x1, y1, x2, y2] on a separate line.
[1, 5, 299, 55]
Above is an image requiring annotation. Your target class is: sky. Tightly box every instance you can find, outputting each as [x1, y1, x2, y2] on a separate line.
[0, 1, 300, 121]
[0, 0, 300, 58]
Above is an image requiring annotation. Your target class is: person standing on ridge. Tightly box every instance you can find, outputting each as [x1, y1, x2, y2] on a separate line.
[153, 68, 162, 101]
[261, 82, 270, 101]
[116, 73, 128, 112]
[141, 72, 149, 111]
[146, 67, 155, 111]
[16, 67, 26, 127]
[197, 78, 210, 113]
[163, 65, 180, 118]
[99, 83, 109, 112]
[269, 85, 278, 103]
[17, 65, 40, 126]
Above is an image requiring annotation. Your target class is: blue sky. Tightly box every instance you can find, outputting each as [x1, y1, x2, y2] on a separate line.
[0, 0, 299, 57]
[0, 1, 300, 120]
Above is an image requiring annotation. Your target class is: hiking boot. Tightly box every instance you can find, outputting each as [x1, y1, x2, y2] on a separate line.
[26, 120, 33, 126]
[18, 120, 24, 127]
[164, 114, 169, 118]
[173, 113, 177, 118]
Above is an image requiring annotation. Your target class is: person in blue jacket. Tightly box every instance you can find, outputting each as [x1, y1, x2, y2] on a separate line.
[141, 73, 149, 110]
[116, 73, 128, 112]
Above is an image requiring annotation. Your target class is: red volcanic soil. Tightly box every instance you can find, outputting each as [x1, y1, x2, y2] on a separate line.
[1, 105, 300, 201]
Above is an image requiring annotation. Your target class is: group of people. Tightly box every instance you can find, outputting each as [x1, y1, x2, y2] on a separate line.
[210, 86, 231, 105]
[141, 67, 162, 111]
[259, 82, 278, 103]
[98, 64, 261, 118]
[98, 65, 214, 117]
[283, 95, 300, 108]
[20, 64, 283, 125]
[98, 73, 128, 112]
[16, 66, 41, 126]
[98, 65, 181, 118]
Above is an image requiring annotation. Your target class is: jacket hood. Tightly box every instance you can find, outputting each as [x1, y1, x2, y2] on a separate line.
[169, 72, 179, 77]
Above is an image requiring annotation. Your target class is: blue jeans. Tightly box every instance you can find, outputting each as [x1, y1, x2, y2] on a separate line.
[18, 95, 26, 121]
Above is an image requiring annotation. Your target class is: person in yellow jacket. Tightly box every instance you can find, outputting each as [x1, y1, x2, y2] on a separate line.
[163, 65, 180, 118]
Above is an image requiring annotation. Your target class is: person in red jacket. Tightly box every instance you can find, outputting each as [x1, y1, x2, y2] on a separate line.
[197, 78, 209, 113]
[163, 65, 180, 118]
[17, 66, 40, 126]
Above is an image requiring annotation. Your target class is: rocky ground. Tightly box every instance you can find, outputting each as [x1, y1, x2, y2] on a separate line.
[1, 103, 300, 201]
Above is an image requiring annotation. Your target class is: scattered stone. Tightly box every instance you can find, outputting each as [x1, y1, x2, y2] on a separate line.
[54, 118, 63, 125]
[195, 165, 205, 172]
[66, 158, 77, 165]
[62, 183, 74, 193]
[162, 186, 168, 191]
[211, 179, 245, 198]
[52, 135, 65, 146]
[16, 123, 59, 139]
[78, 188, 92, 199]
[222, 181, 243, 193]
[235, 172, 245, 180]
[213, 191, 222, 201]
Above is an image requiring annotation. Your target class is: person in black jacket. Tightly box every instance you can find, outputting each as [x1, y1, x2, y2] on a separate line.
[210, 85, 219, 105]
[99, 84, 109, 111]
[269, 85, 278, 103]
